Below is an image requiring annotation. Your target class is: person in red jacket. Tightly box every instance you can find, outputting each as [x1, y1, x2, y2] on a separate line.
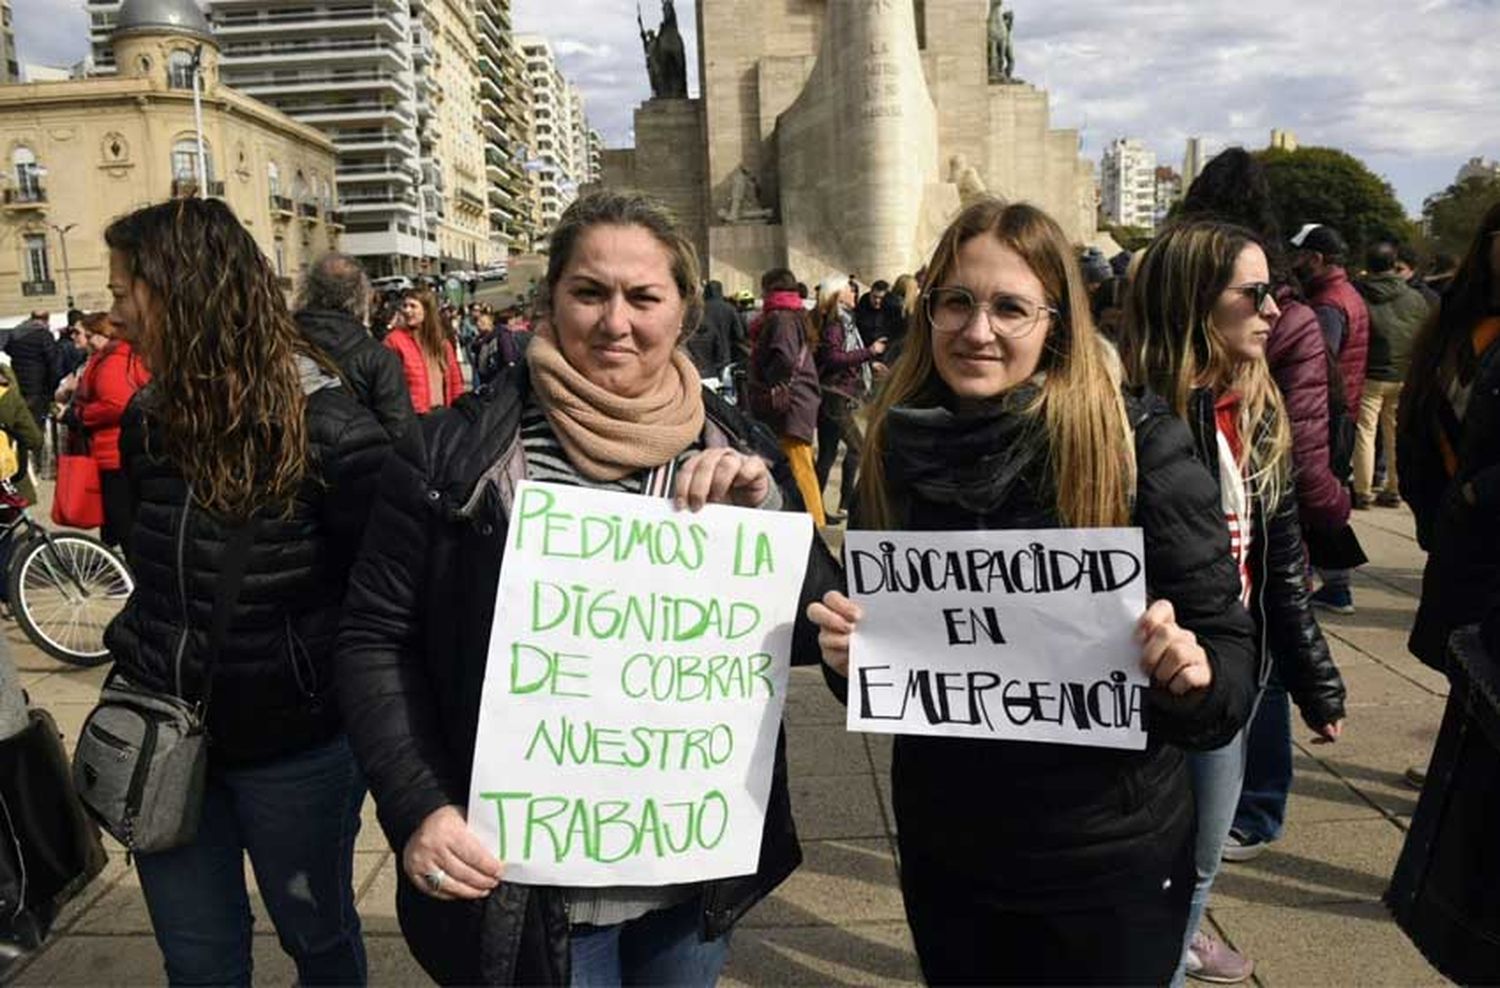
[71, 311, 150, 547]
[383, 289, 464, 413]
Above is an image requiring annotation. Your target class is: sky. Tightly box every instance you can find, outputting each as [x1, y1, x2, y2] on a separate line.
[13, 0, 1498, 217]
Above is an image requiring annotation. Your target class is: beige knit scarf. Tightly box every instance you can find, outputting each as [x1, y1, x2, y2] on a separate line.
[528, 333, 705, 482]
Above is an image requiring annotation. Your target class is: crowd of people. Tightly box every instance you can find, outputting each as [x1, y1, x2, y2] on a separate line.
[0, 148, 1494, 987]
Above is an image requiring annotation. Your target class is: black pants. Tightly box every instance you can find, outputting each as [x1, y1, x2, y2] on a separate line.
[99, 468, 134, 549]
[899, 847, 1194, 986]
[814, 396, 861, 515]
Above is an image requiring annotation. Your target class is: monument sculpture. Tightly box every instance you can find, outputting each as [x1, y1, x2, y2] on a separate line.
[638, 0, 687, 99]
[949, 154, 990, 206]
[718, 166, 773, 224]
[988, 0, 1015, 83]
[602, 0, 1099, 293]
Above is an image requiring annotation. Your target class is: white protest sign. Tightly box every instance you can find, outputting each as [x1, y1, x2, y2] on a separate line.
[845, 527, 1149, 750]
[467, 480, 813, 886]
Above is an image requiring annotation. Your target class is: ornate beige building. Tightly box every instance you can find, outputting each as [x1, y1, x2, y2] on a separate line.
[0, 0, 338, 315]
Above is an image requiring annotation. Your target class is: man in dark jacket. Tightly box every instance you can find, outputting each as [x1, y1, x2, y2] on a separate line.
[4, 312, 58, 428]
[1292, 225, 1371, 613]
[295, 253, 414, 440]
[687, 280, 738, 380]
[1355, 243, 1429, 509]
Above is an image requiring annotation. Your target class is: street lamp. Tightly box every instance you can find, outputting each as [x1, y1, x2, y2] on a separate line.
[189, 45, 208, 190]
[47, 222, 76, 309]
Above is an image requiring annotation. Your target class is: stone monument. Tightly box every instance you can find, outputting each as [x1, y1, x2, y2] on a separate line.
[602, 0, 1099, 293]
[638, 0, 687, 100]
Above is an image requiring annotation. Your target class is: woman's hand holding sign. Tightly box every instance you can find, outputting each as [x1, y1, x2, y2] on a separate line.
[807, 590, 862, 677]
[675, 449, 773, 511]
[404, 805, 505, 900]
[1136, 599, 1211, 696]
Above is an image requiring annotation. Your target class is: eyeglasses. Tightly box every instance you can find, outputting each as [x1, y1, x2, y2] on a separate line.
[924, 287, 1057, 338]
[1230, 282, 1275, 312]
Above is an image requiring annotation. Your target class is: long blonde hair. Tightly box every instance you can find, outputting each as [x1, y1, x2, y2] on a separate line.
[1123, 220, 1292, 508]
[859, 199, 1132, 529]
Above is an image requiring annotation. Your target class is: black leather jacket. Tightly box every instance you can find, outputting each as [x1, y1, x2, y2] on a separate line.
[337, 361, 828, 985]
[1185, 389, 1346, 728]
[296, 308, 415, 440]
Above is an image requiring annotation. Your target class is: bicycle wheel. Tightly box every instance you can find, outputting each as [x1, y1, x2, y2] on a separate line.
[10, 531, 132, 666]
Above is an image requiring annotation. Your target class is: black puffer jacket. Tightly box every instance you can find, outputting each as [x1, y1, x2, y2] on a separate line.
[337, 361, 831, 985]
[4, 320, 57, 416]
[826, 389, 1258, 909]
[105, 376, 391, 766]
[1184, 389, 1346, 726]
[296, 308, 415, 440]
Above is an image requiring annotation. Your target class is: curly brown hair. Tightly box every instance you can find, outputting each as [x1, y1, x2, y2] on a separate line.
[104, 197, 313, 520]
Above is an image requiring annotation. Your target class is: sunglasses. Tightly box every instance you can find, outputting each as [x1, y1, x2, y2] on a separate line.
[1231, 282, 1275, 311]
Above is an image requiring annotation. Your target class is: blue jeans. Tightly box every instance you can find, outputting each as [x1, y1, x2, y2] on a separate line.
[135, 736, 367, 987]
[570, 897, 729, 987]
[1233, 676, 1292, 842]
[1172, 726, 1250, 987]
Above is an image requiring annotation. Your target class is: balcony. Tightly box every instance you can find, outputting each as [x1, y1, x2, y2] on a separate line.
[270, 194, 296, 217]
[457, 187, 485, 209]
[171, 178, 225, 198]
[21, 279, 55, 297]
[2, 187, 46, 210]
[327, 210, 346, 229]
[215, 9, 405, 39]
[221, 38, 406, 70]
[299, 201, 320, 221]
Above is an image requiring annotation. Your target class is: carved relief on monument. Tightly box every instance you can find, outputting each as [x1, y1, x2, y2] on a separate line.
[717, 165, 773, 224]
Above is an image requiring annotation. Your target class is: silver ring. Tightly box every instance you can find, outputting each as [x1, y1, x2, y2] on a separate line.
[423, 868, 446, 893]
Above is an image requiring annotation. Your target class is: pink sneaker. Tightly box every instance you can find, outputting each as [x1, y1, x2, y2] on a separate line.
[1185, 929, 1255, 984]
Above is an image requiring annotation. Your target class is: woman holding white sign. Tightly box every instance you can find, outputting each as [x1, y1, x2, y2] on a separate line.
[1123, 219, 1347, 985]
[808, 199, 1258, 984]
[338, 191, 825, 986]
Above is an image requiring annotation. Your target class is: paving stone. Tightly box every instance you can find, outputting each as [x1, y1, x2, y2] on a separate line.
[22, 663, 108, 706]
[1209, 899, 1448, 987]
[784, 723, 872, 777]
[788, 772, 886, 841]
[863, 731, 893, 772]
[721, 922, 921, 987]
[742, 839, 904, 928]
[1337, 656, 1446, 708]
[366, 933, 435, 987]
[13, 933, 169, 986]
[357, 795, 390, 853]
[1302, 699, 1444, 818]
[1282, 753, 1385, 827]
[783, 666, 848, 726]
[1211, 818, 1405, 908]
[357, 852, 403, 936]
[71, 850, 387, 935]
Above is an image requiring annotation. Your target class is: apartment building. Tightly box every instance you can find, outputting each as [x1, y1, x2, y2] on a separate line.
[1, 2, 18, 83]
[516, 34, 595, 241]
[476, 0, 532, 254]
[1100, 137, 1157, 231]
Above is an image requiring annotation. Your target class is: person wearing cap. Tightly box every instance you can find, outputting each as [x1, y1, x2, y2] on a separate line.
[1291, 223, 1371, 614]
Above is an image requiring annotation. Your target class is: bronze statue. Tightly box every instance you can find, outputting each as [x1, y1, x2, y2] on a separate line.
[987, 0, 1014, 83]
[638, 0, 687, 99]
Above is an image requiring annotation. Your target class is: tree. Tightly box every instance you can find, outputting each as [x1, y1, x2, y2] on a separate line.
[1423, 175, 1500, 259]
[1255, 147, 1414, 259]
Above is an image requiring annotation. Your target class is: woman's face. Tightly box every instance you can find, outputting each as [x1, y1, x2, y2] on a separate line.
[107, 248, 152, 348]
[86, 330, 110, 353]
[401, 296, 426, 328]
[930, 234, 1053, 400]
[550, 223, 686, 399]
[1211, 244, 1280, 365]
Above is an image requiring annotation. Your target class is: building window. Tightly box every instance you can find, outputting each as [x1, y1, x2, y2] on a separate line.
[267, 160, 280, 198]
[273, 238, 286, 276]
[171, 138, 214, 183]
[167, 50, 194, 90]
[11, 147, 40, 200]
[23, 233, 50, 284]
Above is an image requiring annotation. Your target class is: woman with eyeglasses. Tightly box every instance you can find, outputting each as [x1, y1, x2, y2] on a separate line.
[1123, 220, 1346, 986]
[806, 200, 1257, 984]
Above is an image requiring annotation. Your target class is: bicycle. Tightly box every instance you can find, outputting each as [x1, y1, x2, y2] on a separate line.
[0, 498, 132, 667]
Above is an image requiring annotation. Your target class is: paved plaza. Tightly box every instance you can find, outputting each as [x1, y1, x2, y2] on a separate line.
[8, 506, 1451, 986]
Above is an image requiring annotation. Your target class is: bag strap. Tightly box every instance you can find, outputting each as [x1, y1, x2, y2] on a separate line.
[196, 519, 257, 716]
